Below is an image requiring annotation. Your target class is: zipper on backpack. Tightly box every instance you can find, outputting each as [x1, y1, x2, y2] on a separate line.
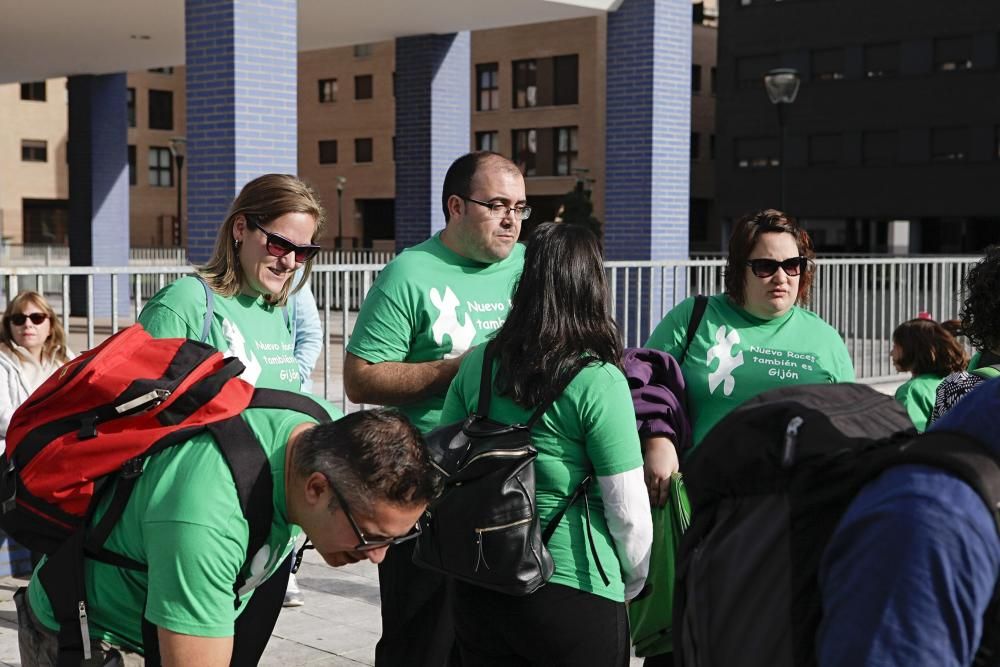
[782, 416, 804, 468]
[78, 600, 92, 660]
[475, 517, 532, 534]
[115, 389, 172, 415]
[473, 518, 532, 572]
[465, 448, 531, 466]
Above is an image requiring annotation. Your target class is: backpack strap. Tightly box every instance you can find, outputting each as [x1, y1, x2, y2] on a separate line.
[677, 295, 708, 366]
[249, 388, 335, 424]
[541, 475, 611, 586]
[197, 276, 215, 344]
[473, 340, 497, 419]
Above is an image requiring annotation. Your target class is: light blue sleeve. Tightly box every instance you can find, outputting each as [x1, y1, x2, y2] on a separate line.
[292, 270, 323, 393]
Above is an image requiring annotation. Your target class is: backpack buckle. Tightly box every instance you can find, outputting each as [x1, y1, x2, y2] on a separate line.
[120, 458, 144, 479]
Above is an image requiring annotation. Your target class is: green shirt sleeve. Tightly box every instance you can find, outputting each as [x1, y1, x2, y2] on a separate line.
[645, 297, 694, 359]
[346, 283, 415, 364]
[576, 366, 644, 477]
[138, 276, 207, 341]
[828, 329, 856, 382]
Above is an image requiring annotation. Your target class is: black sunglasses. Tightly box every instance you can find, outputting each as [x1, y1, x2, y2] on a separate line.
[245, 216, 321, 263]
[746, 256, 810, 278]
[328, 479, 421, 552]
[8, 313, 49, 326]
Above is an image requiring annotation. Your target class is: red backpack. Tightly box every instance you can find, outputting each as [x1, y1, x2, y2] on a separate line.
[0, 323, 329, 664]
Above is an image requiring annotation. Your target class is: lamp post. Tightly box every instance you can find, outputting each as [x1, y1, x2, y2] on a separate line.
[336, 176, 346, 249]
[763, 68, 800, 211]
[169, 137, 186, 246]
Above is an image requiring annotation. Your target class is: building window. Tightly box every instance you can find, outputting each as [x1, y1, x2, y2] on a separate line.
[20, 81, 46, 101]
[553, 54, 579, 106]
[148, 67, 175, 74]
[735, 137, 779, 168]
[126, 88, 136, 127]
[476, 131, 499, 152]
[512, 129, 537, 176]
[930, 127, 969, 162]
[148, 90, 174, 130]
[862, 131, 896, 166]
[737, 54, 779, 88]
[353, 43, 373, 58]
[808, 134, 842, 165]
[319, 140, 338, 165]
[812, 48, 845, 81]
[692, 65, 702, 93]
[355, 137, 373, 163]
[318, 78, 337, 103]
[513, 59, 537, 108]
[355, 75, 373, 100]
[934, 36, 973, 71]
[710, 67, 717, 94]
[555, 127, 578, 175]
[21, 139, 47, 162]
[127, 145, 136, 186]
[476, 63, 500, 111]
[864, 43, 899, 78]
[148, 146, 173, 186]
[691, 132, 701, 160]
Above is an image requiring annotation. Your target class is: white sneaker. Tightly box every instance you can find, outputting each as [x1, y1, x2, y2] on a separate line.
[283, 573, 305, 607]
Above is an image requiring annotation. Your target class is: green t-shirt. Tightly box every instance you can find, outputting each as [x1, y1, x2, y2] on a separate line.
[27, 399, 343, 651]
[646, 294, 856, 448]
[894, 374, 943, 432]
[439, 345, 644, 603]
[348, 233, 525, 433]
[138, 276, 299, 390]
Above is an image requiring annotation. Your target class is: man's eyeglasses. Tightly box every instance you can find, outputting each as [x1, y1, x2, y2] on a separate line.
[462, 197, 532, 221]
[245, 216, 321, 263]
[746, 256, 810, 279]
[7, 313, 48, 326]
[329, 479, 421, 552]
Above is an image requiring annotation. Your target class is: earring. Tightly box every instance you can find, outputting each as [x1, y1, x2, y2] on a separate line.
[234, 239, 241, 252]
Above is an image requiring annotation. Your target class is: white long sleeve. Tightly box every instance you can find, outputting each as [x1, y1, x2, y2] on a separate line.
[597, 467, 653, 600]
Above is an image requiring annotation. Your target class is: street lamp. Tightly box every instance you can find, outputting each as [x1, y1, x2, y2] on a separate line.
[336, 176, 346, 249]
[763, 68, 800, 211]
[169, 137, 186, 246]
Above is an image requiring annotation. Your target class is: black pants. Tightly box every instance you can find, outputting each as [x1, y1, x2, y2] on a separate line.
[375, 540, 460, 667]
[453, 580, 629, 667]
[229, 553, 292, 666]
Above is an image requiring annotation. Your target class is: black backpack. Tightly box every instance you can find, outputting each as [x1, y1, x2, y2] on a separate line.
[673, 382, 1000, 667]
[412, 342, 608, 596]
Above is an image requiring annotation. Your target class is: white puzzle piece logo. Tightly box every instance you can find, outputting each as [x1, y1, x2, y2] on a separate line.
[706, 325, 744, 396]
[222, 318, 262, 386]
[429, 286, 476, 358]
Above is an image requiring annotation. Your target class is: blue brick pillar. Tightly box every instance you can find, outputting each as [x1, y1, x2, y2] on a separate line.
[606, 0, 692, 343]
[395, 33, 471, 251]
[185, 0, 298, 264]
[67, 74, 130, 319]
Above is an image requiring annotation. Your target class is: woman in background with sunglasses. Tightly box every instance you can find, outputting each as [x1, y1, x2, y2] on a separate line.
[644, 209, 854, 460]
[0, 291, 74, 450]
[139, 173, 325, 391]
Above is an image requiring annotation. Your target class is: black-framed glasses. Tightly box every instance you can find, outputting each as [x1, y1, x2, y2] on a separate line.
[8, 313, 48, 326]
[245, 215, 321, 263]
[746, 256, 810, 278]
[462, 196, 532, 221]
[328, 479, 421, 552]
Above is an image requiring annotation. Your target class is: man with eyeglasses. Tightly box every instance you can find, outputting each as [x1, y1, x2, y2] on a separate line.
[17, 407, 439, 667]
[344, 151, 528, 667]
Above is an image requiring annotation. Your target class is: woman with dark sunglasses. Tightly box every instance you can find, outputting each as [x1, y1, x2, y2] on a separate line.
[0, 291, 74, 451]
[139, 173, 325, 390]
[644, 209, 854, 460]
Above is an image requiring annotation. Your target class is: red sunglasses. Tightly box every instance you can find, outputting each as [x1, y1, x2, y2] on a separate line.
[246, 216, 321, 263]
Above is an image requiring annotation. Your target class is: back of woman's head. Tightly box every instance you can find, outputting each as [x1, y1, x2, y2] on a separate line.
[960, 245, 1000, 354]
[892, 317, 968, 376]
[493, 222, 622, 407]
[0, 291, 71, 364]
[199, 174, 326, 304]
[725, 208, 815, 306]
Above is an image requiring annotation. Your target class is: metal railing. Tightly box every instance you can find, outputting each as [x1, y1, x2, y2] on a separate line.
[0, 254, 982, 411]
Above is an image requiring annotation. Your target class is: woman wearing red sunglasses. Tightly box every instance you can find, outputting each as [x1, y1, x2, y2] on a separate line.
[0, 291, 74, 450]
[139, 173, 325, 390]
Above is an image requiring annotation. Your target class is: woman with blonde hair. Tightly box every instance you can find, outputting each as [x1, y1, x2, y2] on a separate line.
[139, 173, 325, 390]
[0, 291, 74, 448]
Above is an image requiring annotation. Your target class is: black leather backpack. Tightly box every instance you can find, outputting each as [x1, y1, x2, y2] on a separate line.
[412, 341, 608, 596]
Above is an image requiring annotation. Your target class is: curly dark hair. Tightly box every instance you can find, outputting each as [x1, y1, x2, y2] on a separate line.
[960, 245, 1000, 354]
[724, 209, 815, 307]
[892, 318, 968, 376]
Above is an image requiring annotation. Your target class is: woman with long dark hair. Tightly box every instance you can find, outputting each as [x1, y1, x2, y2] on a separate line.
[439, 222, 652, 666]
